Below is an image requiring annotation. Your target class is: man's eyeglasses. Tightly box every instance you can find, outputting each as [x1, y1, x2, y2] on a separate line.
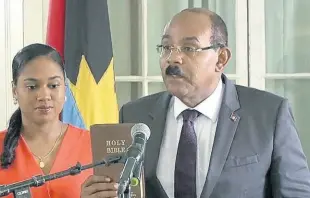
[156, 43, 225, 59]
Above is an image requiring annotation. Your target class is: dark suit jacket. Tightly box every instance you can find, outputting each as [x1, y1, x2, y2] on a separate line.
[119, 75, 310, 198]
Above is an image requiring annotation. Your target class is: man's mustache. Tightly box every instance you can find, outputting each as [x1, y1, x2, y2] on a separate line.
[165, 65, 183, 77]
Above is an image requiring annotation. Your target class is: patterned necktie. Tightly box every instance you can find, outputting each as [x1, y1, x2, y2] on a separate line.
[174, 109, 200, 198]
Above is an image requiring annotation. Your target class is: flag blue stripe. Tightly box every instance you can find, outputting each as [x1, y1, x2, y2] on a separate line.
[62, 83, 86, 129]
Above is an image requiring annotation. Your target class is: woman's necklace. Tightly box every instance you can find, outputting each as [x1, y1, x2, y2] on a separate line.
[29, 124, 63, 169]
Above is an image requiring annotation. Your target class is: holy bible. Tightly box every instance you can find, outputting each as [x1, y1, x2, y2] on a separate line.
[90, 123, 145, 198]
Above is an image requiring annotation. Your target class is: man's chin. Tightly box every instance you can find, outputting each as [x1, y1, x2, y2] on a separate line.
[166, 86, 189, 98]
[164, 76, 185, 88]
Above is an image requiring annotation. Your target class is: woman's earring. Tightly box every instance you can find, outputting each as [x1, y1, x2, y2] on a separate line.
[13, 97, 17, 105]
[65, 96, 67, 102]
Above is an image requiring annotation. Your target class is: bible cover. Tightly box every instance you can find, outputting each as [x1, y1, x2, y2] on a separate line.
[90, 123, 145, 198]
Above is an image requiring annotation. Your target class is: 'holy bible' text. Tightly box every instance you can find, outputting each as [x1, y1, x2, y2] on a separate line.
[106, 140, 126, 154]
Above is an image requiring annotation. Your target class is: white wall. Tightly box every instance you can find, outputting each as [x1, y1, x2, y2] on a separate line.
[0, 0, 49, 129]
[23, 0, 49, 45]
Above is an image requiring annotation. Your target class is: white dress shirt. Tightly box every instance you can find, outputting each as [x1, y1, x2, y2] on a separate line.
[156, 80, 224, 198]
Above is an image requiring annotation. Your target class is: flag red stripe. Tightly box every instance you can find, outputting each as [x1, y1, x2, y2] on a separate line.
[46, 0, 66, 58]
[46, 0, 66, 121]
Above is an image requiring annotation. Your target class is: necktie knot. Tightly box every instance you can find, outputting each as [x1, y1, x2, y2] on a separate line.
[182, 109, 200, 123]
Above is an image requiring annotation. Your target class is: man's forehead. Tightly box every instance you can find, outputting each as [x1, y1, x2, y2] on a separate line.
[161, 24, 211, 44]
[161, 12, 212, 41]
[161, 34, 200, 43]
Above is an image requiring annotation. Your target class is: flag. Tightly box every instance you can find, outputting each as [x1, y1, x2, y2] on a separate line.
[46, 0, 119, 129]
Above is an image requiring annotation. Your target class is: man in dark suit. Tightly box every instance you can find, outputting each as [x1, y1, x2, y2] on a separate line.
[81, 8, 310, 198]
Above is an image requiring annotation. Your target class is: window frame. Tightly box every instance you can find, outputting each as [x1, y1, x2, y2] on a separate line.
[0, 0, 23, 129]
[248, 0, 310, 90]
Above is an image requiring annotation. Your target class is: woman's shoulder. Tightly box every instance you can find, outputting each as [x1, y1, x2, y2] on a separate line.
[0, 130, 7, 141]
[0, 130, 7, 152]
[67, 124, 89, 134]
[66, 124, 91, 141]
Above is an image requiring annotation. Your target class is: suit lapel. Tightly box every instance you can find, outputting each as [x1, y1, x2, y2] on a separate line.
[201, 75, 241, 198]
[144, 92, 171, 198]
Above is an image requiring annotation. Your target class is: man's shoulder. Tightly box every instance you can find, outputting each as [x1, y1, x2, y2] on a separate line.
[120, 91, 170, 123]
[122, 91, 168, 109]
[235, 84, 285, 102]
[234, 84, 287, 114]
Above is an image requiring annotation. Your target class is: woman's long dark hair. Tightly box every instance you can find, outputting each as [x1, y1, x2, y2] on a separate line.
[0, 43, 65, 168]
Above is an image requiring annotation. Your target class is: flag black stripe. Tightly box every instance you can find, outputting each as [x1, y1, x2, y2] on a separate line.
[64, 0, 113, 84]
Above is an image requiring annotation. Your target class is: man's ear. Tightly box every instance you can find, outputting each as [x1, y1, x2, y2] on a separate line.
[215, 47, 231, 72]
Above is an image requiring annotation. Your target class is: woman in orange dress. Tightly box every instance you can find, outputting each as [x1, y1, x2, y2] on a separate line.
[0, 43, 93, 198]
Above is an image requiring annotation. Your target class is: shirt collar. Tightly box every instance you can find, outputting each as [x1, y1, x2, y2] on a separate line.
[173, 79, 224, 122]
